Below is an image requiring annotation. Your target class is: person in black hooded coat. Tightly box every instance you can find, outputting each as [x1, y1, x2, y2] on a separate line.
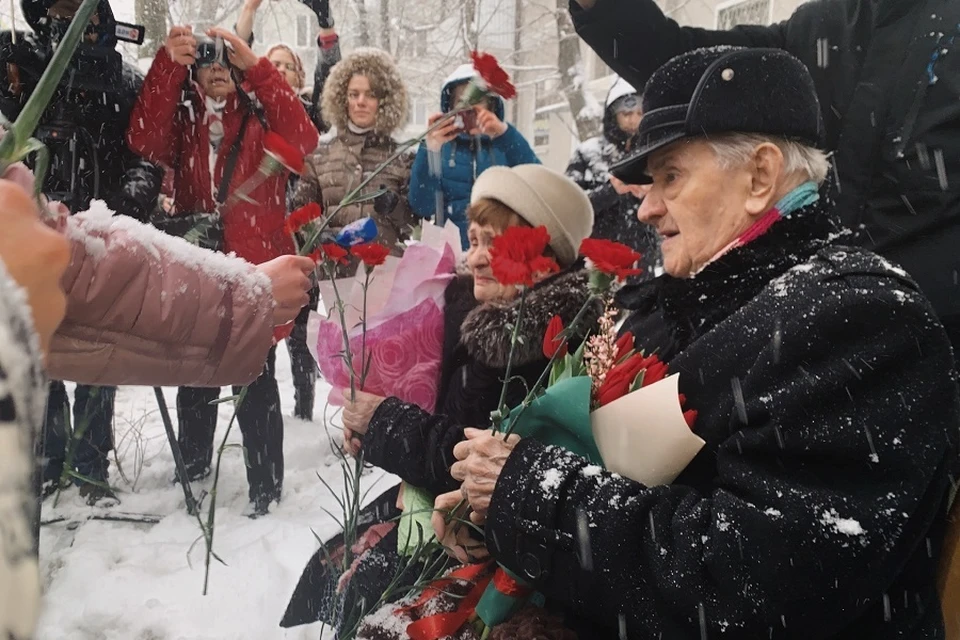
[281, 165, 600, 633]
[2, 0, 163, 505]
[447, 48, 960, 639]
[566, 77, 660, 272]
[569, 0, 960, 353]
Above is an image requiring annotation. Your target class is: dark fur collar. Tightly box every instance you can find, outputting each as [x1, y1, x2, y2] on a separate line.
[459, 269, 602, 369]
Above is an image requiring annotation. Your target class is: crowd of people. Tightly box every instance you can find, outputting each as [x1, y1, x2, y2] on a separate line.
[1, 0, 960, 638]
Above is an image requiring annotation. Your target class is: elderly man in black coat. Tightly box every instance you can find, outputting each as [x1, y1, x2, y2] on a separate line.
[569, 0, 960, 355]
[446, 47, 960, 639]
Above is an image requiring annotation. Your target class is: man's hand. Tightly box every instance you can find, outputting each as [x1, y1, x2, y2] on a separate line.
[165, 26, 197, 67]
[450, 428, 519, 523]
[431, 489, 490, 564]
[473, 106, 508, 139]
[342, 390, 387, 456]
[0, 179, 70, 359]
[207, 28, 259, 71]
[425, 112, 460, 153]
[243, 0, 264, 9]
[256, 255, 314, 326]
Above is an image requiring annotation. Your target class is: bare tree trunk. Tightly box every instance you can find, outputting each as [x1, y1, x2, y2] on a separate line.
[136, 0, 168, 58]
[353, 0, 371, 47]
[555, 0, 602, 141]
[462, 0, 478, 57]
[379, 0, 391, 53]
[511, 0, 523, 123]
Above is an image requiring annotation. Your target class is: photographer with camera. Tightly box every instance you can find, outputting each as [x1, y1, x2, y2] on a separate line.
[408, 63, 539, 250]
[127, 25, 318, 517]
[0, 0, 165, 506]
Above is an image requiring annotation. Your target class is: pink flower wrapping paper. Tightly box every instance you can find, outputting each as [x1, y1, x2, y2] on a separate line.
[308, 223, 460, 413]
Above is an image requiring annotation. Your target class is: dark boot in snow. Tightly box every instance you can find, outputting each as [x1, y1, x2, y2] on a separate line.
[79, 483, 120, 508]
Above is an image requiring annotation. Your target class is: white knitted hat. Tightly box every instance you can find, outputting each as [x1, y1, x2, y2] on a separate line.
[470, 164, 594, 267]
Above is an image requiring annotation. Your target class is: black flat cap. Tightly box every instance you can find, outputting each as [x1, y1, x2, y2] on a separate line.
[611, 46, 824, 184]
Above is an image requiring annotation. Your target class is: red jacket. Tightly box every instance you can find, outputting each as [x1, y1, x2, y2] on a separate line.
[127, 48, 319, 265]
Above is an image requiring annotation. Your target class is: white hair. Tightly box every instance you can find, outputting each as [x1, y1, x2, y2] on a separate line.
[706, 133, 830, 186]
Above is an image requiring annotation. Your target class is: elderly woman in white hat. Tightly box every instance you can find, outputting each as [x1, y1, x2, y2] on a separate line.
[282, 164, 600, 631]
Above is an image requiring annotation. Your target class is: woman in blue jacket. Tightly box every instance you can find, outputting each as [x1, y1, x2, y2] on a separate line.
[409, 64, 540, 249]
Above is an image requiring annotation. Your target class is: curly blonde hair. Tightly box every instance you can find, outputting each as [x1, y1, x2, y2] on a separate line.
[321, 47, 409, 135]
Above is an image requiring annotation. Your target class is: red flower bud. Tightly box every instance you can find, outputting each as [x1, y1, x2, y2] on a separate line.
[542, 314, 567, 359]
[615, 331, 634, 361]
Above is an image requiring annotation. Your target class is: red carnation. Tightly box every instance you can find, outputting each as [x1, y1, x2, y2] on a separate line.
[316, 242, 349, 265]
[580, 238, 644, 281]
[285, 202, 322, 235]
[263, 131, 305, 174]
[683, 409, 698, 429]
[351, 242, 391, 268]
[470, 51, 517, 100]
[489, 226, 556, 288]
[530, 255, 561, 280]
[542, 315, 568, 359]
[595, 353, 666, 408]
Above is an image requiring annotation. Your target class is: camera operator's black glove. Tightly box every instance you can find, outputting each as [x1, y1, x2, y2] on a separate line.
[373, 187, 400, 216]
[298, 0, 334, 28]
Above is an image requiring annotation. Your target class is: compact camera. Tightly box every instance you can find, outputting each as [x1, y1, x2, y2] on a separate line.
[195, 36, 231, 68]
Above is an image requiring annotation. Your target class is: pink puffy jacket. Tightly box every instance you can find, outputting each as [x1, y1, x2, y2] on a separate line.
[48, 206, 275, 387]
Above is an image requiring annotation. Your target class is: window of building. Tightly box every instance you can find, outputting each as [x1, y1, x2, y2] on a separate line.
[534, 116, 550, 147]
[296, 15, 309, 47]
[715, 0, 773, 29]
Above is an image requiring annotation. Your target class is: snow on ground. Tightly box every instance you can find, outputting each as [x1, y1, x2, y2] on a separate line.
[36, 346, 395, 640]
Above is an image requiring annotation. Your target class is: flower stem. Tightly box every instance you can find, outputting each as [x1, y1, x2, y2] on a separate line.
[491, 288, 527, 433]
[201, 386, 249, 595]
[501, 293, 599, 439]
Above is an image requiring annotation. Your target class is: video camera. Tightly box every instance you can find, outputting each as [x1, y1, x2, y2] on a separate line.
[0, 0, 147, 211]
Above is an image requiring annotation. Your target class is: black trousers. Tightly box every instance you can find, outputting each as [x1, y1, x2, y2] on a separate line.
[287, 288, 319, 420]
[42, 382, 116, 483]
[176, 347, 283, 502]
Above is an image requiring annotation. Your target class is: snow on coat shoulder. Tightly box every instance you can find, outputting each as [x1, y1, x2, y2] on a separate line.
[50, 200, 275, 388]
[0, 257, 45, 640]
[67, 201, 270, 301]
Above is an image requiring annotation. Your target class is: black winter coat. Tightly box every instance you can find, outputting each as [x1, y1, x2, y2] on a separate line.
[572, 0, 960, 322]
[363, 269, 601, 497]
[485, 200, 960, 639]
[0, 31, 162, 219]
[566, 94, 661, 271]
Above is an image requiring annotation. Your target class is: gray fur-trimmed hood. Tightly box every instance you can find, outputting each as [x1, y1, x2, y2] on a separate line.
[460, 269, 602, 369]
[321, 48, 409, 136]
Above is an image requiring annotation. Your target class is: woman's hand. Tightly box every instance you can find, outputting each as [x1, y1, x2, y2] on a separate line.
[342, 390, 387, 456]
[472, 106, 508, 139]
[425, 112, 460, 152]
[431, 489, 490, 564]
[207, 28, 259, 71]
[256, 255, 314, 326]
[450, 428, 519, 523]
[0, 179, 70, 360]
[165, 26, 197, 66]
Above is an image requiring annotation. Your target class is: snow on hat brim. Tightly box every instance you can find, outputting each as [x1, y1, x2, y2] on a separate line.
[470, 165, 593, 267]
